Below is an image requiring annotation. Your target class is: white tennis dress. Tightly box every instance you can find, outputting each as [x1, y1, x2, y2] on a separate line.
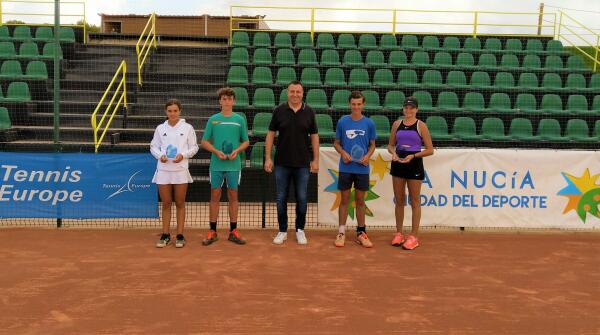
[150, 119, 199, 184]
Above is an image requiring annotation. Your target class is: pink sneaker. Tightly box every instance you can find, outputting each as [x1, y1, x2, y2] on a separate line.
[391, 232, 405, 247]
[402, 235, 419, 250]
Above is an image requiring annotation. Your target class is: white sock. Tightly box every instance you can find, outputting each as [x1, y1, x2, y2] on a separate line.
[338, 225, 346, 234]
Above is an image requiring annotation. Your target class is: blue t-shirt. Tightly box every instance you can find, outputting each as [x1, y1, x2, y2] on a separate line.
[335, 115, 376, 174]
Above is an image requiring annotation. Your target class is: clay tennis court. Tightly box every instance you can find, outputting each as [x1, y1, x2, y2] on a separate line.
[1, 228, 600, 334]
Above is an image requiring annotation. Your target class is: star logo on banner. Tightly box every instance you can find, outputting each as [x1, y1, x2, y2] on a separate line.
[557, 168, 600, 222]
[370, 153, 390, 180]
[324, 168, 381, 218]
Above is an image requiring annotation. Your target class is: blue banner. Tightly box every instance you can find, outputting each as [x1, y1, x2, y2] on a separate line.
[0, 152, 158, 218]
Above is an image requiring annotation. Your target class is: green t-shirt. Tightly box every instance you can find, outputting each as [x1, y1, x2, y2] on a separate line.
[202, 112, 249, 171]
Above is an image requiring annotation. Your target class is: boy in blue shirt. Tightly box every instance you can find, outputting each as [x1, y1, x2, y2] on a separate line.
[333, 91, 376, 247]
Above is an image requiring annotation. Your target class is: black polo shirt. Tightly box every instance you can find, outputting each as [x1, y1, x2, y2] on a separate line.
[269, 102, 318, 167]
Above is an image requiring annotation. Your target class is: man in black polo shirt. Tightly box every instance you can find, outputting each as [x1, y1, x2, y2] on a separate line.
[265, 80, 319, 245]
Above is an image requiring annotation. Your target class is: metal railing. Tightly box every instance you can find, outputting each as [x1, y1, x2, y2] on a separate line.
[556, 10, 600, 72]
[91, 60, 128, 153]
[136, 12, 157, 85]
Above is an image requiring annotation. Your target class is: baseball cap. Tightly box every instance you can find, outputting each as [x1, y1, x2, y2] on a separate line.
[403, 96, 418, 108]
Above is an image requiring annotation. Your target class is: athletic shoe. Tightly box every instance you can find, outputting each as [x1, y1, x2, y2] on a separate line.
[391, 232, 405, 247]
[402, 235, 419, 250]
[228, 229, 246, 245]
[202, 230, 218, 246]
[334, 233, 345, 247]
[175, 234, 186, 248]
[356, 232, 373, 248]
[156, 234, 171, 248]
[273, 232, 287, 245]
[296, 229, 308, 245]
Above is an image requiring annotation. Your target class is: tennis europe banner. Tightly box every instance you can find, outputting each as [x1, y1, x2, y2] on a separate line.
[318, 148, 600, 229]
[0, 152, 158, 219]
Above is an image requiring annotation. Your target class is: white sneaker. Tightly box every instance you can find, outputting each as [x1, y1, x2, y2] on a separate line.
[296, 229, 308, 245]
[273, 232, 287, 245]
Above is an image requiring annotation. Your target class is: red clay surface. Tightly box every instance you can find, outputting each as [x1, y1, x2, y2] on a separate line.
[1, 228, 600, 334]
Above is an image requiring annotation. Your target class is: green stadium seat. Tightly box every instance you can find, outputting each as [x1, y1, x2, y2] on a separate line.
[0, 60, 23, 78]
[274, 32, 292, 48]
[379, 34, 398, 49]
[306, 89, 329, 110]
[542, 73, 562, 90]
[462, 92, 486, 113]
[295, 33, 313, 48]
[401, 35, 419, 49]
[436, 91, 461, 112]
[525, 39, 544, 53]
[19, 42, 39, 58]
[422, 36, 440, 49]
[544, 55, 563, 70]
[373, 68, 395, 88]
[370, 115, 391, 140]
[515, 93, 537, 114]
[324, 67, 347, 87]
[494, 72, 515, 88]
[320, 49, 341, 66]
[42, 42, 62, 58]
[567, 95, 592, 115]
[589, 73, 600, 90]
[422, 69, 444, 88]
[433, 51, 452, 67]
[540, 94, 565, 115]
[484, 38, 502, 51]
[595, 120, 600, 139]
[470, 71, 491, 88]
[337, 34, 356, 49]
[252, 32, 271, 47]
[316, 114, 335, 139]
[252, 66, 272, 85]
[455, 52, 475, 67]
[463, 37, 481, 50]
[500, 54, 520, 68]
[388, 50, 407, 66]
[412, 91, 433, 110]
[522, 54, 542, 69]
[567, 55, 587, 70]
[488, 93, 513, 113]
[252, 88, 275, 109]
[397, 69, 419, 88]
[58, 27, 75, 43]
[478, 53, 497, 69]
[34, 27, 53, 41]
[298, 49, 318, 65]
[508, 118, 536, 140]
[331, 89, 351, 110]
[383, 91, 405, 111]
[481, 117, 508, 140]
[226, 66, 248, 85]
[343, 49, 363, 66]
[12, 26, 32, 40]
[252, 48, 272, 65]
[0, 107, 10, 129]
[316, 33, 335, 49]
[275, 49, 295, 65]
[0, 26, 9, 40]
[446, 71, 467, 88]
[252, 113, 272, 136]
[546, 40, 563, 53]
[504, 39, 522, 52]
[25, 60, 47, 79]
[362, 90, 381, 111]
[517, 73, 539, 89]
[365, 50, 385, 67]
[230, 48, 249, 65]
[275, 67, 297, 86]
[442, 36, 461, 51]
[452, 116, 481, 140]
[0, 42, 16, 57]
[410, 51, 430, 65]
[231, 32, 249, 47]
[3, 81, 31, 102]
[232, 87, 249, 108]
[565, 119, 594, 142]
[279, 89, 288, 105]
[348, 68, 370, 87]
[358, 34, 378, 49]
[250, 142, 275, 168]
[565, 74, 587, 92]
[426, 116, 452, 140]
[536, 119, 564, 141]
[300, 67, 322, 86]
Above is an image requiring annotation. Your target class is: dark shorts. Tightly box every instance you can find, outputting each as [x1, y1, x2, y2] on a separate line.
[390, 158, 425, 180]
[338, 172, 370, 191]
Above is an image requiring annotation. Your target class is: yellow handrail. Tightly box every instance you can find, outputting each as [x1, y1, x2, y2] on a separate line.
[91, 60, 127, 153]
[136, 12, 157, 86]
[557, 10, 600, 72]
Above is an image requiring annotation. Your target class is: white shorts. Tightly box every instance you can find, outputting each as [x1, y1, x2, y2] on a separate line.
[152, 169, 193, 184]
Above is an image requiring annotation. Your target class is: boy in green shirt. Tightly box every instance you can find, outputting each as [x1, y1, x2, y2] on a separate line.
[200, 87, 250, 245]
